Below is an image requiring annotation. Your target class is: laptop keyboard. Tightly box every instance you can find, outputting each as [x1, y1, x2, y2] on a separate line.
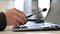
[13, 22, 60, 32]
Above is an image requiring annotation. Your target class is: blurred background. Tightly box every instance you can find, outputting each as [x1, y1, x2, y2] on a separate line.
[0, 0, 50, 30]
[0, 0, 15, 12]
[0, 0, 50, 18]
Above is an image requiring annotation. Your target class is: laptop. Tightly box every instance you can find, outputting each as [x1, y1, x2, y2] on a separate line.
[13, 0, 60, 32]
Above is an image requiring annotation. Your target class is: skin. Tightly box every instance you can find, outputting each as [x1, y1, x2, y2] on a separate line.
[4, 8, 27, 26]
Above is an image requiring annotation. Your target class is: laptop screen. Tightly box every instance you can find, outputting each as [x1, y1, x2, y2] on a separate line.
[45, 0, 60, 24]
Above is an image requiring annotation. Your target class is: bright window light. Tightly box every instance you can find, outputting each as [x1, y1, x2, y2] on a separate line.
[15, 0, 24, 11]
[15, 0, 50, 17]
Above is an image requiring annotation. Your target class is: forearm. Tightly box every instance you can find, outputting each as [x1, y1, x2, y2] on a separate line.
[0, 12, 6, 31]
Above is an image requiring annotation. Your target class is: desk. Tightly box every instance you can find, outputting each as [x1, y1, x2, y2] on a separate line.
[0, 31, 60, 34]
[0, 25, 60, 34]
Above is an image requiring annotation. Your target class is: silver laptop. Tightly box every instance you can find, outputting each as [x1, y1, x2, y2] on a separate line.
[13, 0, 60, 31]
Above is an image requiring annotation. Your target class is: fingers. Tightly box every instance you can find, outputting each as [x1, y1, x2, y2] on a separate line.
[16, 13, 27, 23]
[14, 16, 26, 25]
[13, 8, 27, 25]
[13, 8, 27, 23]
[5, 8, 27, 26]
[8, 8, 27, 23]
